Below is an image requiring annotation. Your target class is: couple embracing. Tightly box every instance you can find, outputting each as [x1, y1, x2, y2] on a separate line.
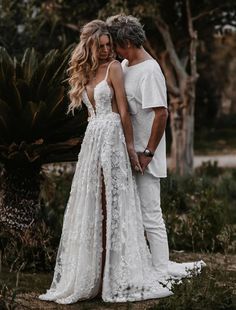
[39, 14, 206, 304]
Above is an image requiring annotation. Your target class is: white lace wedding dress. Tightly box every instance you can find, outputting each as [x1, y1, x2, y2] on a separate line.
[39, 61, 206, 304]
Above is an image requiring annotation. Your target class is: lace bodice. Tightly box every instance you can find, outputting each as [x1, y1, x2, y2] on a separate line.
[82, 61, 115, 119]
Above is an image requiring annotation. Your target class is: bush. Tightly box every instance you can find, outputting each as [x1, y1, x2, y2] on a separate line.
[151, 268, 235, 310]
[0, 284, 18, 310]
[161, 165, 235, 253]
[1, 164, 235, 272]
[0, 221, 56, 273]
[0, 168, 74, 272]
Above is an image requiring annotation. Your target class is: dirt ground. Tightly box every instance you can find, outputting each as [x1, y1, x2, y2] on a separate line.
[9, 252, 236, 310]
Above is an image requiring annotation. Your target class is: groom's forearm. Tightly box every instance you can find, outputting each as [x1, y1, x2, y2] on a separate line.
[146, 107, 168, 153]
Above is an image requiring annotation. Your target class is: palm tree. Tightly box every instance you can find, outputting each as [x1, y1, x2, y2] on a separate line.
[0, 47, 88, 232]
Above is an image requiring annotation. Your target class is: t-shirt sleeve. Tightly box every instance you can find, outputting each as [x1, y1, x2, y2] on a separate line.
[121, 59, 127, 70]
[140, 67, 167, 109]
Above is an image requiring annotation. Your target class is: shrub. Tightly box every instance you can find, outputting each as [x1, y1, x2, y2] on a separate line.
[161, 166, 235, 253]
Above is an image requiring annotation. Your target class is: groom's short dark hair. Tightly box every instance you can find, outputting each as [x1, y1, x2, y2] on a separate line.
[106, 14, 146, 48]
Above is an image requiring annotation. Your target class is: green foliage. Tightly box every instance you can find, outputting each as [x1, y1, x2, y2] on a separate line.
[197, 160, 222, 177]
[0, 284, 18, 310]
[0, 47, 88, 165]
[0, 46, 87, 231]
[151, 268, 235, 310]
[0, 221, 57, 273]
[161, 165, 235, 253]
[1, 165, 235, 273]
[0, 166, 235, 310]
[39, 168, 74, 228]
[1, 0, 236, 148]
[0, 169, 74, 272]
[0, 0, 107, 57]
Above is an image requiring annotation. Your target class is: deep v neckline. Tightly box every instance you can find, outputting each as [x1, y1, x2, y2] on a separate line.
[85, 80, 108, 113]
[84, 60, 116, 114]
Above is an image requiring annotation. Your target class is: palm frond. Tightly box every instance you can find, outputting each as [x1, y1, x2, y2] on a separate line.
[0, 46, 87, 166]
[21, 48, 38, 84]
[0, 47, 14, 82]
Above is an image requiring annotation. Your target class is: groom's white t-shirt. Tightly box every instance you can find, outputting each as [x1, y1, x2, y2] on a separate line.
[121, 58, 167, 178]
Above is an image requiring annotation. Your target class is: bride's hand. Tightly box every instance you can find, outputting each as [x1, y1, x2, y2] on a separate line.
[127, 148, 143, 174]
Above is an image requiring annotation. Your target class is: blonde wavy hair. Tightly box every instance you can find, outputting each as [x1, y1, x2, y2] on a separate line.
[67, 20, 113, 114]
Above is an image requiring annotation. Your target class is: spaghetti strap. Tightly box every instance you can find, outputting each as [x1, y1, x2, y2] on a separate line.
[104, 60, 117, 81]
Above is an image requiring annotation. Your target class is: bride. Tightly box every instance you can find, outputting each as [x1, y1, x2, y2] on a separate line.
[39, 19, 205, 304]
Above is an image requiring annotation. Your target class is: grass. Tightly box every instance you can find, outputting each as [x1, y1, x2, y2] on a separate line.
[0, 252, 235, 310]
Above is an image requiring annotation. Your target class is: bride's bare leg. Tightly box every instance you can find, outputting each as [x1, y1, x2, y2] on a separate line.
[97, 171, 106, 297]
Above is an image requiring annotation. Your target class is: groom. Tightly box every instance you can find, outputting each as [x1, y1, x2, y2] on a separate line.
[107, 14, 170, 275]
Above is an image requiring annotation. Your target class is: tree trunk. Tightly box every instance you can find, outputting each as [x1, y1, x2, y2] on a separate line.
[169, 85, 195, 175]
[152, 1, 197, 175]
[0, 162, 41, 232]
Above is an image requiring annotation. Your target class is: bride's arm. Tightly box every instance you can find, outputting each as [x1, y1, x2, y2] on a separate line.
[109, 61, 142, 173]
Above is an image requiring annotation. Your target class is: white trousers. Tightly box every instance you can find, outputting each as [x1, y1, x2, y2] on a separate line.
[134, 172, 169, 274]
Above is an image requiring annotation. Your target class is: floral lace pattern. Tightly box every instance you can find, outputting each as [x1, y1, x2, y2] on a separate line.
[39, 62, 206, 304]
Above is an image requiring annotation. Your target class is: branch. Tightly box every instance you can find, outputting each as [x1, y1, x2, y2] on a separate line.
[192, 5, 226, 22]
[159, 51, 180, 97]
[186, 0, 195, 37]
[166, 82, 181, 97]
[154, 16, 188, 81]
[186, 0, 198, 79]
[180, 55, 189, 69]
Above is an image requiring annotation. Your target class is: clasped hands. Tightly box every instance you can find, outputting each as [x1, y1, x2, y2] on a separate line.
[128, 148, 152, 174]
